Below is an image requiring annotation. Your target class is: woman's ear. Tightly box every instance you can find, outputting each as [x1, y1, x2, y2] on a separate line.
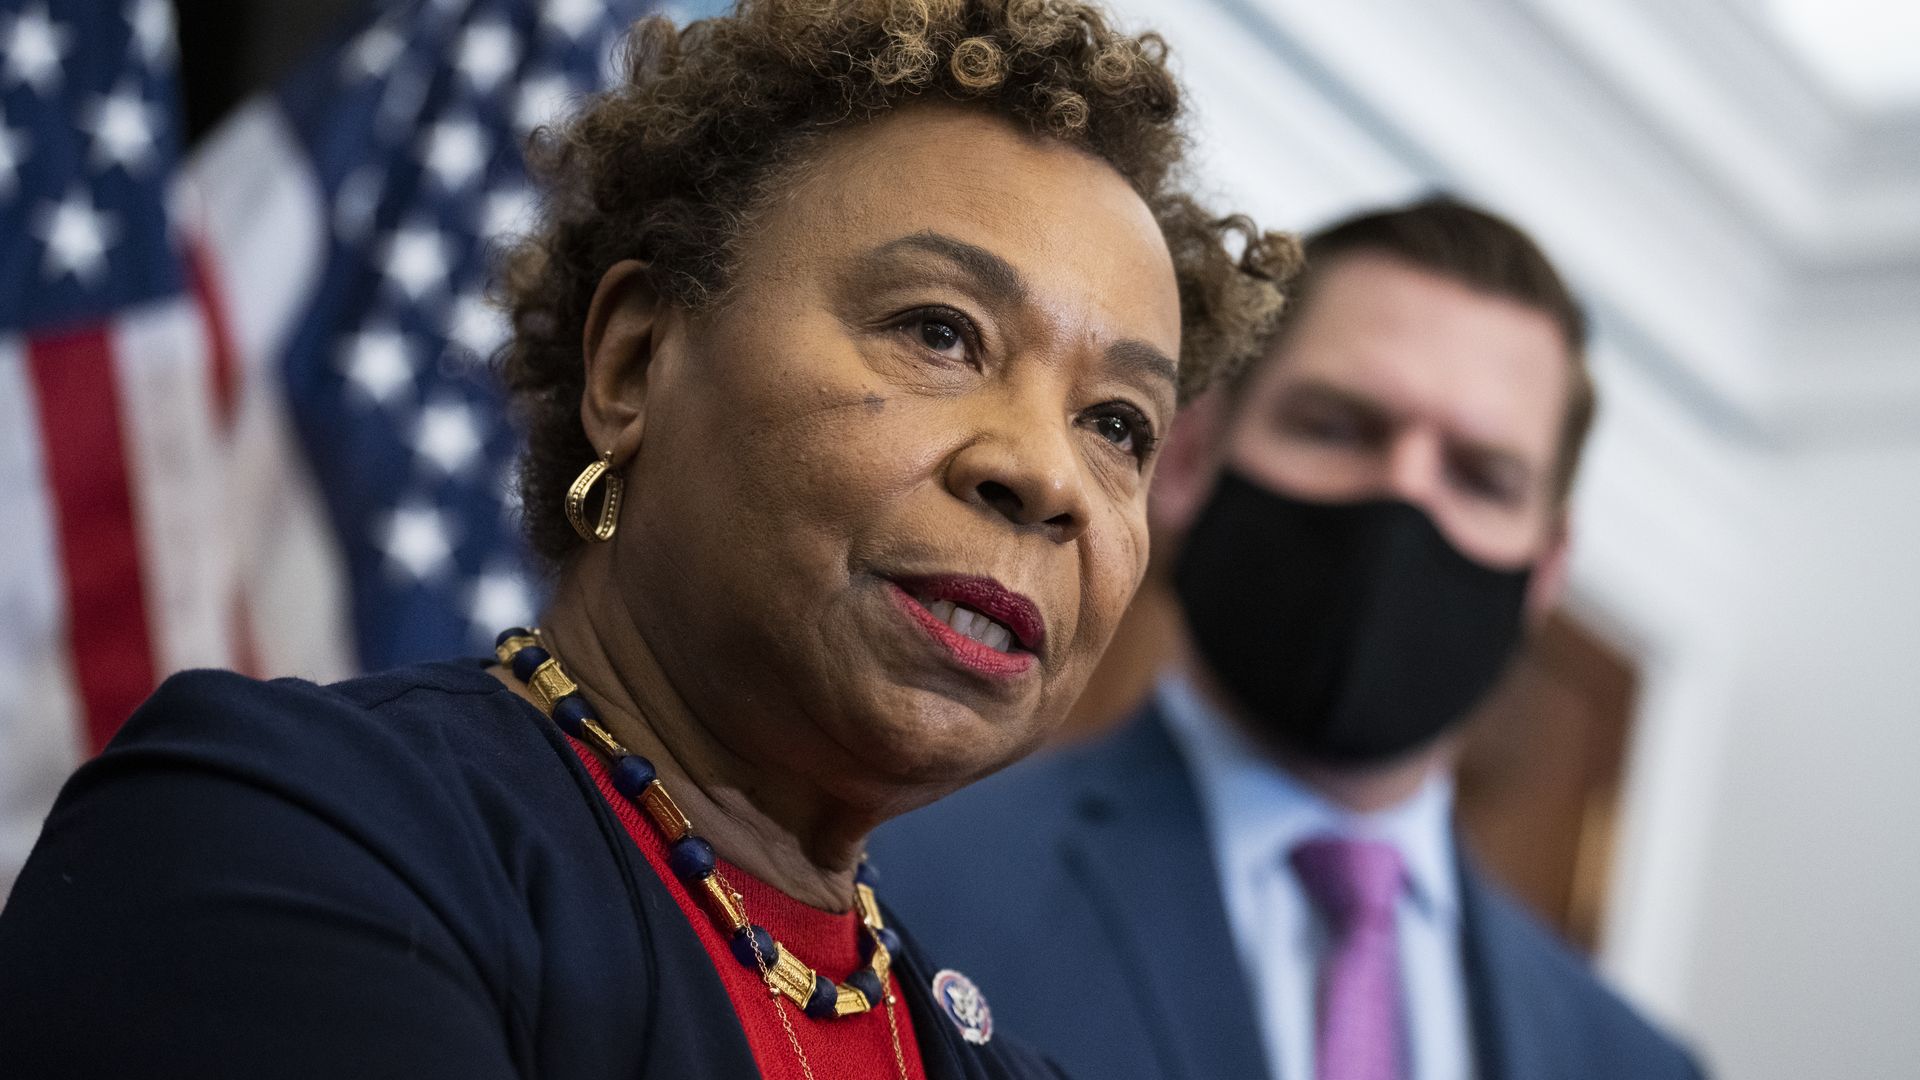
[580, 259, 662, 463]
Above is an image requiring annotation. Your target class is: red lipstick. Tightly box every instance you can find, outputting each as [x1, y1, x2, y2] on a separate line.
[887, 574, 1045, 679]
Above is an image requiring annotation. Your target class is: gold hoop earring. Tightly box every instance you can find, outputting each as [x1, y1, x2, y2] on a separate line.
[565, 448, 624, 543]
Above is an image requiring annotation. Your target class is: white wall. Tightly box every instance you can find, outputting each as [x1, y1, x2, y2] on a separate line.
[1690, 445, 1920, 1078]
[1103, 0, 1920, 1071]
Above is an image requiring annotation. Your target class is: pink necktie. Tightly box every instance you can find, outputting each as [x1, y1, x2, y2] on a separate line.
[1291, 836, 1406, 1080]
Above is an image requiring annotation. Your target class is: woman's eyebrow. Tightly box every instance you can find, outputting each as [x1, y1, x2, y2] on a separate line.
[867, 231, 1029, 305]
[1106, 339, 1177, 404]
[864, 232, 1174, 401]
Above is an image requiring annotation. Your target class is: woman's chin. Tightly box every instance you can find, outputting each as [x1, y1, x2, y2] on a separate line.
[833, 683, 1052, 794]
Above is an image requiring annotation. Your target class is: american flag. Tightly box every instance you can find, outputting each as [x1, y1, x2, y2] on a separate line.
[1, 0, 716, 900]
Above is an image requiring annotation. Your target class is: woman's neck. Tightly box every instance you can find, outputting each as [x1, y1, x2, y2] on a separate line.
[505, 553, 870, 912]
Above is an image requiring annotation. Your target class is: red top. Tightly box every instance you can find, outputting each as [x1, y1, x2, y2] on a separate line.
[572, 742, 930, 1080]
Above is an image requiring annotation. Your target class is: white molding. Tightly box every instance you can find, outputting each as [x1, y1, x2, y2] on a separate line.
[1152, 0, 1920, 443]
[1825, 111, 1920, 260]
[1514, 0, 1843, 247]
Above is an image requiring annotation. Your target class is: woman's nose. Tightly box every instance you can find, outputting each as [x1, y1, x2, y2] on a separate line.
[945, 413, 1092, 544]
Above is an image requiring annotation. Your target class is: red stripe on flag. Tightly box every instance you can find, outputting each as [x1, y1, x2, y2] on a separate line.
[186, 240, 241, 428]
[27, 325, 157, 752]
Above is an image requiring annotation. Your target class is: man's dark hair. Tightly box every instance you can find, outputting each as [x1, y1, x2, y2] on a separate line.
[1240, 195, 1594, 501]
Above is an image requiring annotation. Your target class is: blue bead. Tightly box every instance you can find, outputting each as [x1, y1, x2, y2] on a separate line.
[510, 646, 551, 683]
[668, 836, 716, 881]
[861, 923, 902, 961]
[551, 693, 595, 738]
[611, 754, 656, 797]
[855, 860, 879, 889]
[804, 974, 838, 1019]
[846, 968, 885, 1007]
[730, 925, 778, 969]
[494, 627, 529, 648]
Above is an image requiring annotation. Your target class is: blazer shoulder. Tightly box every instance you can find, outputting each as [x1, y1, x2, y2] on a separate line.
[116, 660, 555, 776]
[76, 661, 597, 896]
[1467, 870, 1709, 1078]
[132, 659, 523, 729]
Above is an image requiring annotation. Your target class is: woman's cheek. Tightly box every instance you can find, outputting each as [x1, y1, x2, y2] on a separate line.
[1080, 503, 1149, 659]
[1109, 498, 1151, 597]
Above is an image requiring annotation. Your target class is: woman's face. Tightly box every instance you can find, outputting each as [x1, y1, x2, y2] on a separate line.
[606, 105, 1181, 811]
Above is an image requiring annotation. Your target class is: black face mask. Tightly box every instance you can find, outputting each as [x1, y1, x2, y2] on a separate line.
[1172, 469, 1533, 765]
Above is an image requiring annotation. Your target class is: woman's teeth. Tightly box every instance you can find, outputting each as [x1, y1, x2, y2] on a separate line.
[921, 597, 1016, 653]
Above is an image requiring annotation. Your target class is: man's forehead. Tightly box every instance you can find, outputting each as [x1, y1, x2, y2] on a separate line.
[1256, 256, 1572, 456]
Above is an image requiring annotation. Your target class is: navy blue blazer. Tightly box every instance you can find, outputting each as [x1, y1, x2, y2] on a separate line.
[0, 662, 1062, 1080]
[870, 704, 1706, 1080]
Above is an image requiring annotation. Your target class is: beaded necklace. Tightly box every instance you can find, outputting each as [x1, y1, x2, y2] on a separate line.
[496, 628, 912, 1080]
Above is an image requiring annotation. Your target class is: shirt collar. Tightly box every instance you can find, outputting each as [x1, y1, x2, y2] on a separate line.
[1155, 673, 1461, 923]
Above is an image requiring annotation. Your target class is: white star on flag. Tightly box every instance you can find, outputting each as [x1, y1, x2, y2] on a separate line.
[458, 20, 518, 93]
[423, 116, 489, 189]
[36, 189, 117, 283]
[382, 223, 455, 303]
[469, 568, 535, 641]
[543, 0, 602, 40]
[0, 124, 27, 199]
[414, 401, 484, 474]
[3, 4, 69, 96]
[341, 325, 416, 405]
[345, 21, 406, 83]
[481, 184, 533, 238]
[379, 505, 455, 581]
[448, 292, 509, 361]
[128, 0, 175, 68]
[514, 72, 577, 134]
[86, 83, 158, 173]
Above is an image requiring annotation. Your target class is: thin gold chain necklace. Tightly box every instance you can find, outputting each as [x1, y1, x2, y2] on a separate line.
[495, 628, 912, 1080]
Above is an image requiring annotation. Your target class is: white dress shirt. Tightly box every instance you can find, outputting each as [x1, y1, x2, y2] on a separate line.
[1156, 675, 1475, 1080]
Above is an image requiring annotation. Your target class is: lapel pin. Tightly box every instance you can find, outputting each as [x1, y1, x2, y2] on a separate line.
[931, 968, 993, 1045]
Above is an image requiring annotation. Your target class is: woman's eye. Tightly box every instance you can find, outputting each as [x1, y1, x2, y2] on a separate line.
[919, 318, 961, 353]
[894, 306, 977, 362]
[1086, 405, 1156, 464]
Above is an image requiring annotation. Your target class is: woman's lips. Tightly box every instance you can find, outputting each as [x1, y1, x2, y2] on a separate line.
[886, 576, 1042, 680]
[891, 574, 1045, 651]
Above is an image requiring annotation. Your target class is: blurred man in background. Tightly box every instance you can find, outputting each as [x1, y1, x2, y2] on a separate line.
[872, 197, 1705, 1080]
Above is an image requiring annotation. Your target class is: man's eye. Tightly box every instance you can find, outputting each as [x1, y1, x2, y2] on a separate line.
[1455, 466, 1522, 505]
[1287, 411, 1369, 445]
[1446, 451, 1528, 505]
